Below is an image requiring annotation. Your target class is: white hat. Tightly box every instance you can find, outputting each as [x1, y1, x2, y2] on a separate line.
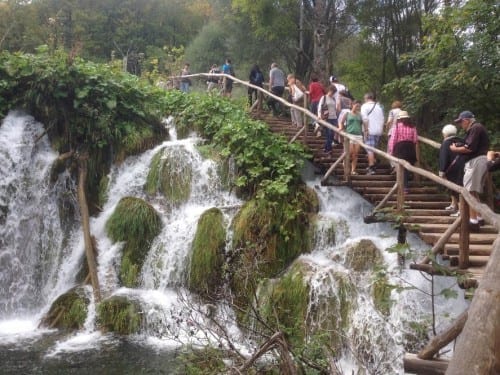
[442, 124, 457, 137]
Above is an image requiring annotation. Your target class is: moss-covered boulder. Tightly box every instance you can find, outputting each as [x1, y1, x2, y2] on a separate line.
[106, 196, 162, 287]
[313, 217, 350, 248]
[188, 208, 226, 298]
[257, 262, 310, 346]
[40, 287, 89, 330]
[344, 239, 383, 272]
[230, 186, 318, 316]
[145, 146, 193, 204]
[97, 295, 142, 335]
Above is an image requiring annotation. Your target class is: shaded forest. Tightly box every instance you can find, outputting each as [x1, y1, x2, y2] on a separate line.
[0, 0, 498, 138]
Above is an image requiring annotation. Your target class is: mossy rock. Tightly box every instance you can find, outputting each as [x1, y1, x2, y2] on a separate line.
[230, 186, 318, 316]
[372, 273, 393, 316]
[188, 208, 226, 298]
[344, 239, 383, 272]
[106, 196, 163, 287]
[114, 122, 168, 163]
[97, 296, 142, 335]
[257, 263, 310, 347]
[145, 146, 193, 204]
[40, 287, 89, 330]
[313, 217, 350, 248]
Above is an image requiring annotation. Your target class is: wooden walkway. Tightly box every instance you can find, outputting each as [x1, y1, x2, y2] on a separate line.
[253, 111, 496, 289]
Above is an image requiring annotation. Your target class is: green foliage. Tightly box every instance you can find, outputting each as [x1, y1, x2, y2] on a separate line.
[40, 287, 89, 330]
[383, 0, 499, 132]
[144, 147, 193, 204]
[106, 196, 162, 287]
[178, 346, 227, 375]
[97, 296, 142, 335]
[161, 91, 309, 201]
[230, 186, 318, 318]
[372, 269, 394, 316]
[188, 208, 226, 298]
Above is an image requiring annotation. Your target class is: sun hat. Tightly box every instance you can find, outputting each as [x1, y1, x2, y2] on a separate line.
[397, 110, 410, 119]
[442, 124, 457, 137]
[454, 110, 474, 123]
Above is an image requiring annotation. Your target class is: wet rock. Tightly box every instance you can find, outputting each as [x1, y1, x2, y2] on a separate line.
[344, 239, 383, 272]
[97, 295, 142, 335]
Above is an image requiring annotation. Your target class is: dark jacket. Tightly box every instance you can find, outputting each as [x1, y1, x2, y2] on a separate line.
[439, 136, 465, 185]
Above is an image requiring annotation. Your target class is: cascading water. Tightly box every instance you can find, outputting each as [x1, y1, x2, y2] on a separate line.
[0, 113, 468, 373]
[0, 113, 80, 321]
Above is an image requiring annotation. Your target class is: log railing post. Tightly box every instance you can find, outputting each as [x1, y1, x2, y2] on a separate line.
[396, 163, 405, 212]
[302, 93, 308, 144]
[415, 142, 421, 183]
[343, 136, 350, 182]
[485, 172, 494, 209]
[459, 194, 470, 269]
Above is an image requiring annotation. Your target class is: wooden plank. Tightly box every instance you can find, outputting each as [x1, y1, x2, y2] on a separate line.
[444, 244, 492, 256]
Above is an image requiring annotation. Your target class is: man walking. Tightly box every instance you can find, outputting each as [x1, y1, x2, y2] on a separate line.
[267, 63, 285, 116]
[449, 111, 489, 231]
[360, 93, 384, 174]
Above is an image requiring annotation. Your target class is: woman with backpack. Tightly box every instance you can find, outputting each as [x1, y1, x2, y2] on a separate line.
[317, 85, 338, 155]
[287, 74, 307, 128]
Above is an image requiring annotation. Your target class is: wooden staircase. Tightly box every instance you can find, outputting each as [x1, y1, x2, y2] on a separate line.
[254, 111, 497, 288]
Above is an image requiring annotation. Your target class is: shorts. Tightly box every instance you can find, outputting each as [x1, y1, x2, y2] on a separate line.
[224, 79, 233, 93]
[463, 155, 488, 193]
[365, 135, 381, 149]
[350, 135, 363, 143]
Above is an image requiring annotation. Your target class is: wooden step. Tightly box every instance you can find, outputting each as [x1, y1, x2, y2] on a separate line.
[420, 232, 496, 245]
[365, 193, 448, 202]
[385, 201, 450, 209]
[449, 255, 490, 267]
[404, 215, 456, 224]
[444, 244, 492, 256]
[405, 209, 455, 216]
[414, 223, 498, 234]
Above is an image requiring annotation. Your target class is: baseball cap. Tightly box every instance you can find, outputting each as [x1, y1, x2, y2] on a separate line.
[454, 111, 474, 123]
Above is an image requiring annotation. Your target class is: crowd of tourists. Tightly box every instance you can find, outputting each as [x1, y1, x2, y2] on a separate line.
[174, 60, 498, 232]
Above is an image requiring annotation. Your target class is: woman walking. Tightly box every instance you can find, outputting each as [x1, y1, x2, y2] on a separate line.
[339, 100, 363, 174]
[388, 111, 418, 193]
[287, 74, 307, 128]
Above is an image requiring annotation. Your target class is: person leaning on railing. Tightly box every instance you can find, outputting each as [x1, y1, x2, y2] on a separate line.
[449, 111, 490, 232]
[487, 151, 500, 172]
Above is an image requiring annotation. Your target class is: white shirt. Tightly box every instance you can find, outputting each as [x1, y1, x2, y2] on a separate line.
[361, 101, 384, 136]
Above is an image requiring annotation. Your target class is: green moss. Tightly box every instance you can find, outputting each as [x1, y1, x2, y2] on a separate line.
[258, 268, 310, 346]
[145, 147, 193, 204]
[188, 208, 226, 298]
[106, 196, 162, 287]
[372, 274, 393, 316]
[230, 186, 318, 317]
[345, 239, 383, 272]
[97, 296, 142, 335]
[97, 175, 109, 208]
[40, 287, 89, 330]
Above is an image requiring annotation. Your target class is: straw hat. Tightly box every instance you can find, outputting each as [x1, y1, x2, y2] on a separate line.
[442, 124, 457, 137]
[397, 110, 410, 119]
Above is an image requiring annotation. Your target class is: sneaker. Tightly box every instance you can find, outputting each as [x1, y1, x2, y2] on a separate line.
[478, 218, 485, 226]
[445, 205, 457, 211]
[367, 167, 376, 175]
[450, 211, 460, 217]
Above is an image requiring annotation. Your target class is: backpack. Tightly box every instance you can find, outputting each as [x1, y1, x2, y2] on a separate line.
[320, 96, 329, 120]
[229, 66, 235, 77]
[254, 71, 264, 85]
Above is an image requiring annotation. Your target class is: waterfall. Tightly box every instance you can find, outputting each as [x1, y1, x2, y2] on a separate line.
[0, 113, 80, 321]
[0, 113, 468, 373]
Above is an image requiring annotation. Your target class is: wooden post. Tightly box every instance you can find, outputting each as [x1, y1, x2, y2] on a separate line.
[343, 136, 350, 182]
[77, 154, 101, 302]
[447, 237, 500, 374]
[414, 142, 421, 183]
[396, 163, 405, 212]
[302, 93, 308, 144]
[458, 194, 470, 269]
[404, 354, 448, 374]
[485, 172, 494, 209]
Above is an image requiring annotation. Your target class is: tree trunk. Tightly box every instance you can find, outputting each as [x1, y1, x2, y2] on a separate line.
[77, 153, 101, 302]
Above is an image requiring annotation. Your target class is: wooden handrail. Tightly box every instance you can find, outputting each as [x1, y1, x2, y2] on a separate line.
[169, 73, 500, 231]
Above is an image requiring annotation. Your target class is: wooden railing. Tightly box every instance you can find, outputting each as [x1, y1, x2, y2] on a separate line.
[169, 73, 500, 374]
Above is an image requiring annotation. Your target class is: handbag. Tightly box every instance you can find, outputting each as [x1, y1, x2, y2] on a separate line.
[292, 84, 304, 102]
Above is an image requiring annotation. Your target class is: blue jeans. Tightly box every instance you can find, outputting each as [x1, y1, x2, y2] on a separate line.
[180, 81, 190, 93]
[324, 118, 338, 152]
